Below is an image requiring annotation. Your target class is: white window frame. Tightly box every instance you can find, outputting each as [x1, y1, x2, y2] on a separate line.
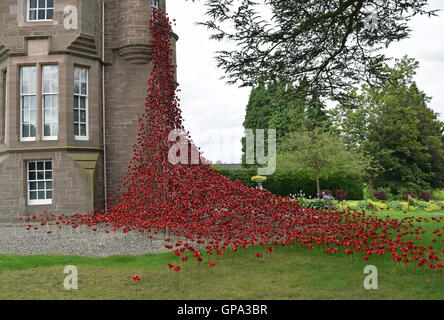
[20, 66, 37, 142]
[151, 0, 159, 9]
[74, 67, 89, 141]
[2, 69, 7, 144]
[42, 65, 59, 141]
[27, 160, 53, 206]
[27, 0, 55, 22]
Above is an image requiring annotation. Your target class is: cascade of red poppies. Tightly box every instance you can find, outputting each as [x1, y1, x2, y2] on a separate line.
[23, 9, 443, 270]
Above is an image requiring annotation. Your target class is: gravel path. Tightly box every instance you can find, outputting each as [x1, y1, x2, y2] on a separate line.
[0, 223, 180, 258]
[429, 212, 444, 217]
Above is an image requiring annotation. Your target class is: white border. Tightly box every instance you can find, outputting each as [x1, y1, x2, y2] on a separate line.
[41, 65, 59, 141]
[74, 67, 89, 141]
[20, 66, 37, 142]
[27, 0, 55, 22]
[27, 160, 53, 206]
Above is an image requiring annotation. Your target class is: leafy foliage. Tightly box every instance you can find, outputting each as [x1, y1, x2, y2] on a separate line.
[195, 0, 438, 98]
[402, 190, 416, 200]
[386, 201, 403, 211]
[241, 81, 329, 166]
[303, 199, 335, 211]
[279, 128, 369, 194]
[214, 167, 365, 200]
[332, 57, 444, 193]
[335, 189, 349, 202]
[418, 191, 431, 202]
[373, 190, 388, 201]
[356, 200, 375, 211]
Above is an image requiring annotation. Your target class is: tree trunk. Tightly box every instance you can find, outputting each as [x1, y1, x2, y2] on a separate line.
[315, 167, 320, 198]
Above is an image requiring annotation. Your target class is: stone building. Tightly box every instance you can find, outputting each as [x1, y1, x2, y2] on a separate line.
[0, 0, 177, 221]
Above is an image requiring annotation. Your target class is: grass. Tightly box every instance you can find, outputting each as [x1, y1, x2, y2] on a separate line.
[0, 209, 443, 300]
[433, 189, 444, 200]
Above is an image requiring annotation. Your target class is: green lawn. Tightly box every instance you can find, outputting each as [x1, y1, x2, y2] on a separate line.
[433, 189, 444, 200]
[0, 209, 443, 300]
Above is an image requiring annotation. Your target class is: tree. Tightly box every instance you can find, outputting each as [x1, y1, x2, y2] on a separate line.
[279, 128, 369, 195]
[331, 56, 444, 193]
[192, 0, 438, 99]
[241, 81, 329, 165]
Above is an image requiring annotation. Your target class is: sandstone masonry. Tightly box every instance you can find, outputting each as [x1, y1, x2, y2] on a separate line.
[0, 0, 176, 221]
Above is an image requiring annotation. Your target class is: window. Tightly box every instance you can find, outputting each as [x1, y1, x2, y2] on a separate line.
[1, 70, 6, 144]
[27, 160, 52, 205]
[20, 66, 37, 141]
[74, 67, 88, 140]
[42, 65, 58, 140]
[28, 0, 54, 21]
[151, 0, 159, 9]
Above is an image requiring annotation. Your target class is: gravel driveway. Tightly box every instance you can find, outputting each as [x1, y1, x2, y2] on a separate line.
[0, 223, 177, 258]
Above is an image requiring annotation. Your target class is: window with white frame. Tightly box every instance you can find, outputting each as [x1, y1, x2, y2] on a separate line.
[20, 66, 37, 141]
[42, 65, 58, 140]
[28, 0, 54, 21]
[151, 0, 159, 9]
[1, 70, 6, 144]
[27, 160, 53, 205]
[74, 67, 88, 139]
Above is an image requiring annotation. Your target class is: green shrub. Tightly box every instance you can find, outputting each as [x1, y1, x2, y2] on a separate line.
[373, 190, 388, 200]
[212, 167, 257, 188]
[363, 184, 373, 200]
[411, 200, 428, 210]
[214, 167, 364, 200]
[304, 199, 335, 211]
[386, 200, 403, 211]
[356, 200, 375, 211]
[418, 191, 431, 202]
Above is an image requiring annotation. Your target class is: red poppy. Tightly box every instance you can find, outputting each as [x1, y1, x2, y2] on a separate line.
[32, 8, 442, 274]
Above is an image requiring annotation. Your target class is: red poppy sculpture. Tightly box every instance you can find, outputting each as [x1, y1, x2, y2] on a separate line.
[24, 9, 443, 271]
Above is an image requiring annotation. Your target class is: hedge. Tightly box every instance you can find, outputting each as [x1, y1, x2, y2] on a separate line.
[213, 167, 364, 200]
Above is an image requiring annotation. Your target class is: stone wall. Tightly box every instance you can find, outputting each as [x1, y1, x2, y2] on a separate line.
[0, 0, 79, 54]
[0, 0, 174, 217]
[0, 150, 102, 221]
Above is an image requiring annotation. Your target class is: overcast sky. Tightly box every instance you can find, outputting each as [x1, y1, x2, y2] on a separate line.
[167, 0, 444, 164]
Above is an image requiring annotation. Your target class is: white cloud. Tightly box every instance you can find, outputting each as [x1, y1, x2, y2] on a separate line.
[168, 0, 444, 163]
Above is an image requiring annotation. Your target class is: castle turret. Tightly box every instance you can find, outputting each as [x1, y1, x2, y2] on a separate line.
[116, 0, 154, 64]
[105, 0, 177, 198]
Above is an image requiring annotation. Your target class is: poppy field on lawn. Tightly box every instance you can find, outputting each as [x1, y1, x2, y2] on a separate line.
[0, 231, 443, 300]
